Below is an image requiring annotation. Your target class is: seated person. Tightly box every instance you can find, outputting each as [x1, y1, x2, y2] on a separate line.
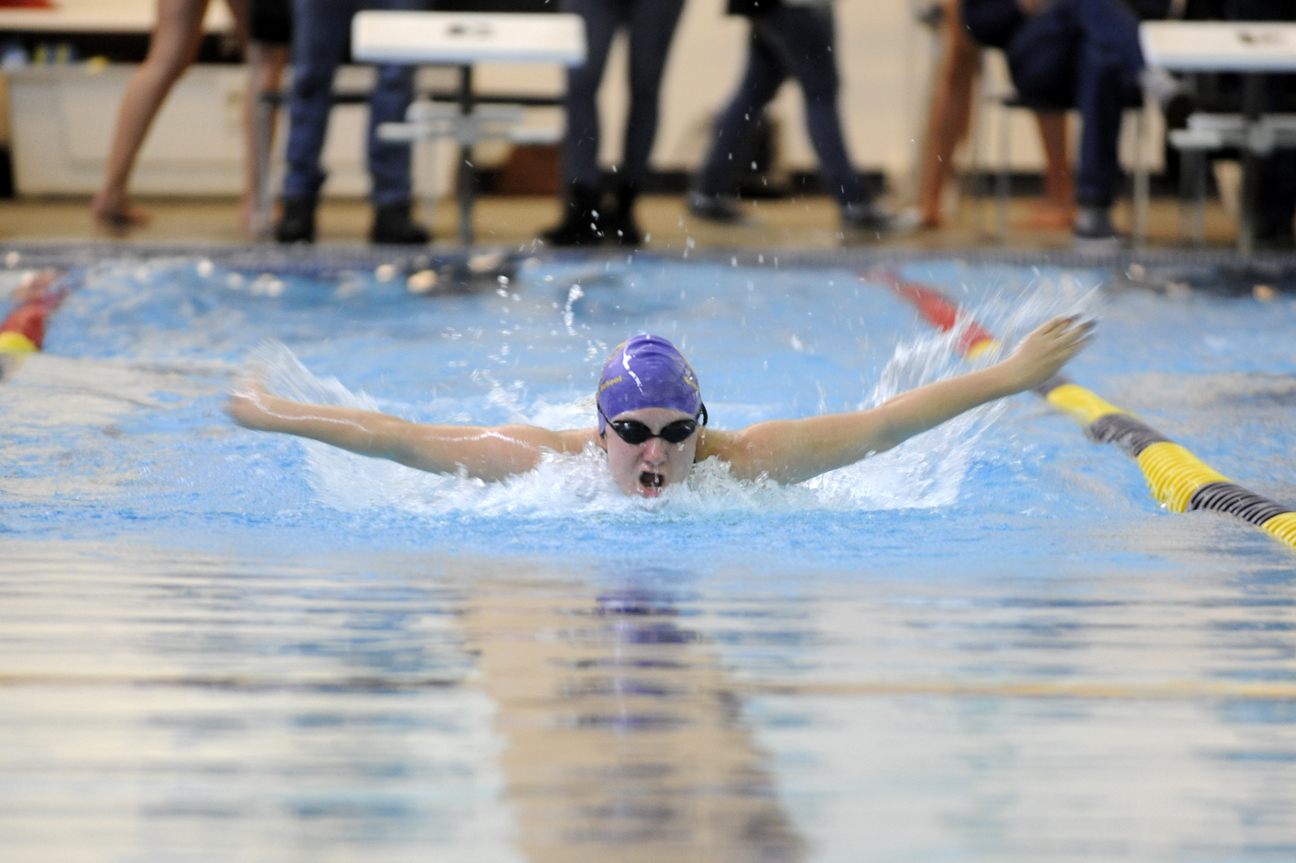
[916, 0, 1074, 230]
[228, 319, 1093, 498]
[961, 0, 1149, 243]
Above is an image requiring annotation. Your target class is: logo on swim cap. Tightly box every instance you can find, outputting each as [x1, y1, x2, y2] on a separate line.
[596, 333, 702, 433]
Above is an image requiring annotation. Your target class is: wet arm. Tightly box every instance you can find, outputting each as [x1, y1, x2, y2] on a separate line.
[714, 316, 1092, 484]
[226, 385, 587, 481]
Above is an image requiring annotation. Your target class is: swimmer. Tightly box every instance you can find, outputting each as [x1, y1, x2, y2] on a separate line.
[226, 317, 1093, 498]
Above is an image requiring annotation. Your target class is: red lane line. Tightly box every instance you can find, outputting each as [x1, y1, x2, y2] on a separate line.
[867, 269, 998, 356]
[1, 270, 69, 351]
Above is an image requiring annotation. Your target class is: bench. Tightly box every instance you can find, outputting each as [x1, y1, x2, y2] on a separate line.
[251, 73, 569, 237]
[350, 10, 586, 244]
[1166, 113, 1296, 242]
[1136, 20, 1296, 252]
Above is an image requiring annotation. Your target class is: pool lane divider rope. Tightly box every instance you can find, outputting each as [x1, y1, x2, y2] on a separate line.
[0, 270, 70, 376]
[870, 270, 1296, 551]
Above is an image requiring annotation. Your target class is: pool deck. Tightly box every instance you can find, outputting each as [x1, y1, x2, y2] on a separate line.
[0, 192, 1254, 253]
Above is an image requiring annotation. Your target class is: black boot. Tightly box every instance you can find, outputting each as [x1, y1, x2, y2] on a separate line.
[604, 182, 643, 247]
[541, 182, 605, 246]
[274, 198, 316, 244]
[370, 201, 430, 245]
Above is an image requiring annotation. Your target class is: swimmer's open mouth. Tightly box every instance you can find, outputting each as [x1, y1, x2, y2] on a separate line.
[639, 471, 664, 489]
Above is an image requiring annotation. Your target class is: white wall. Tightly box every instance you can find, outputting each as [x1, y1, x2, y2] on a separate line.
[3, 3, 1158, 200]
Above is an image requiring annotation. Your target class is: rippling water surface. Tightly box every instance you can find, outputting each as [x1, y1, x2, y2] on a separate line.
[1, 252, 1294, 861]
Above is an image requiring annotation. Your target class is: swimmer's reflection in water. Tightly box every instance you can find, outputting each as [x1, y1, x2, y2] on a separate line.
[522, 581, 806, 854]
[567, 588, 699, 731]
[227, 319, 1093, 498]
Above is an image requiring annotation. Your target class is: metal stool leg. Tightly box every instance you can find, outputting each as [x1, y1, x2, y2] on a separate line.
[1184, 148, 1207, 244]
[1133, 91, 1152, 247]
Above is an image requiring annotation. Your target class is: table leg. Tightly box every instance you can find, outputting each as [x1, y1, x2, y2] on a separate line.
[1237, 73, 1263, 257]
[1134, 82, 1153, 247]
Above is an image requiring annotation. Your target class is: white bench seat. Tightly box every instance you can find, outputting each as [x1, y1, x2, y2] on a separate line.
[351, 11, 586, 244]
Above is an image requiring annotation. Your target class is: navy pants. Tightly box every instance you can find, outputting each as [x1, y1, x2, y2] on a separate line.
[282, 0, 422, 206]
[1004, 0, 1144, 209]
[964, 0, 1145, 208]
[696, 4, 867, 207]
[560, 0, 685, 189]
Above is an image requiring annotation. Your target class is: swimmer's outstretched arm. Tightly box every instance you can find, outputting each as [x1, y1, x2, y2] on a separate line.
[708, 316, 1093, 484]
[226, 382, 592, 481]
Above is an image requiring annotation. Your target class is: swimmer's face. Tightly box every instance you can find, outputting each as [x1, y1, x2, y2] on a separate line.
[598, 406, 701, 498]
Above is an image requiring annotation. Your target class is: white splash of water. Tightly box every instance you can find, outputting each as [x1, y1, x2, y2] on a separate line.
[562, 284, 584, 336]
[249, 325, 1018, 520]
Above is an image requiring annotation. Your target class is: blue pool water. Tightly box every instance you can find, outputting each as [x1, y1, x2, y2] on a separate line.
[2, 248, 1295, 861]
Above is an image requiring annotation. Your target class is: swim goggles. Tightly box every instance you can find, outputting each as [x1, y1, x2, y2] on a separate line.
[598, 404, 708, 445]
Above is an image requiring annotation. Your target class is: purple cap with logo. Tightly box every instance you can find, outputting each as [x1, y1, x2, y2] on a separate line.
[596, 334, 702, 433]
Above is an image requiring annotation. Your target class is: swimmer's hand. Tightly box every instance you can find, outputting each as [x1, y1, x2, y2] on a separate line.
[1000, 315, 1094, 392]
[225, 377, 276, 430]
[710, 315, 1094, 484]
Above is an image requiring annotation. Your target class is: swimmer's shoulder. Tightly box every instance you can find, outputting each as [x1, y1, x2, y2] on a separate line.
[481, 424, 595, 456]
[695, 424, 794, 481]
[696, 427, 740, 463]
[553, 427, 599, 455]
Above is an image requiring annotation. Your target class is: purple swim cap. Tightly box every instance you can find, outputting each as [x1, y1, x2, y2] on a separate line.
[596, 334, 703, 433]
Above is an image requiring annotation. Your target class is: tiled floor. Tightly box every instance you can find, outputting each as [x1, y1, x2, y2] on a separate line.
[0, 190, 1247, 253]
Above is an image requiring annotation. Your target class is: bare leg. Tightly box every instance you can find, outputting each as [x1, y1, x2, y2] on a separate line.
[916, 0, 980, 229]
[91, 0, 212, 229]
[1021, 110, 1075, 229]
[242, 39, 289, 235]
[223, 0, 251, 44]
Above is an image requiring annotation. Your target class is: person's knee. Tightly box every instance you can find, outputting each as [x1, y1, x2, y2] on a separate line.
[626, 72, 663, 109]
[144, 38, 199, 80]
[723, 97, 769, 131]
[798, 68, 839, 107]
[566, 65, 605, 103]
[1080, 41, 1140, 101]
[1008, 51, 1075, 107]
[374, 66, 413, 93]
[291, 71, 333, 101]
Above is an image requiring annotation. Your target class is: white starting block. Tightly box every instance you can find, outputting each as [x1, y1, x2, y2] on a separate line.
[352, 11, 586, 244]
[1137, 21, 1296, 253]
[353, 12, 586, 66]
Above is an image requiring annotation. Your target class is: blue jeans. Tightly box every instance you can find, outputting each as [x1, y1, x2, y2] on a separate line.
[696, 5, 866, 207]
[282, 0, 422, 206]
